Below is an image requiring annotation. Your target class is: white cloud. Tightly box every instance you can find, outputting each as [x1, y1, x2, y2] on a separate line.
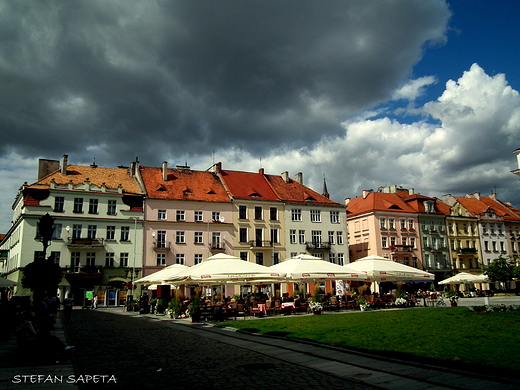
[392, 76, 437, 101]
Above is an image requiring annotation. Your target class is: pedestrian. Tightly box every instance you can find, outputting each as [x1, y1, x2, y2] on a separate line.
[93, 295, 98, 309]
[63, 295, 73, 322]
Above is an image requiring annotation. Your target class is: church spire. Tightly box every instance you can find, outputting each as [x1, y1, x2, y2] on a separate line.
[322, 175, 329, 199]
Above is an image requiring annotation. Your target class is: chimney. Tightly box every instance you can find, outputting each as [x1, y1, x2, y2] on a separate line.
[281, 171, 289, 183]
[37, 159, 60, 180]
[162, 161, 168, 182]
[259, 168, 264, 175]
[345, 197, 351, 205]
[490, 193, 497, 201]
[362, 189, 372, 199]
[295, 172, 303, 184]
[61, 155, 68, 175]
[408, 188, 415, 195]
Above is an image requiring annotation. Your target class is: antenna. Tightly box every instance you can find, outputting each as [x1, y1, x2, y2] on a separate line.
[212, 150, 215, 166]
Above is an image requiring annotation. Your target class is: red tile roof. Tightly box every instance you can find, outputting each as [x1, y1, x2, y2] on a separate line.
[456, 196, 520, 222]
[219, 169, 279, 201]
[264, 175, 341, 205]
[346, 192, 416, 217]
[27, 165, 142, 194]
[140, 167, 231, 202]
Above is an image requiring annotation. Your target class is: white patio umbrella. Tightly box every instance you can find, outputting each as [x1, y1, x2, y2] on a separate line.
[438, 272, 489, 285]
[133, 264, 188, 285]
[270, 254, 367, 282]
[343, 255, 435, 282]
[0, 277, 18, 288]
[164, 253, 285, 285]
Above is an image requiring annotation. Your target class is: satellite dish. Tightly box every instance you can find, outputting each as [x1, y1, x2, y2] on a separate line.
[151, 232, 156, 237]
[65, 226, 70, 232]
[219, 216, 225, 223]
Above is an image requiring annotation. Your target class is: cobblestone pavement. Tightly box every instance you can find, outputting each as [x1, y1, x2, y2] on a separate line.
[65, 309, 379, 390]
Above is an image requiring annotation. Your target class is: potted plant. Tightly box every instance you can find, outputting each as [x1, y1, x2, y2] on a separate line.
[445, 291, 459, 307]
[357, 295, 368, 311]
[188, 287, 202, 322]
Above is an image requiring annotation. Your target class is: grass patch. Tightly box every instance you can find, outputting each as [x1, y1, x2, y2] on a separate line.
[220, 308, 520, 372]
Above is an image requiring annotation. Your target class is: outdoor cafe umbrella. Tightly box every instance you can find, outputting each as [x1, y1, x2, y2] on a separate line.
[133, 264, 188, 285]
[342, 255, 435, 282]
[0, 277, 18, 288]
[269, 254, 367, 282]
[164, 253, 285, 285]
[438, 272, 489, 285]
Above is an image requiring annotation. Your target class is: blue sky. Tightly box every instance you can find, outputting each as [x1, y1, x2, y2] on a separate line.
[1, 0, 520, 233]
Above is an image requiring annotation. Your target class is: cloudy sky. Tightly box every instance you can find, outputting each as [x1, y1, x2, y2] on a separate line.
[2, 0, 520, 232]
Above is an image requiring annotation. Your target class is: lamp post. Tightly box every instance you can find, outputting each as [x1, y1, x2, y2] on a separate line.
[129, 217, 138, 306]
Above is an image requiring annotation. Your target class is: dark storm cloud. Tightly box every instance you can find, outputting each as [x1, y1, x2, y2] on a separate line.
[0, 0, 449, 166]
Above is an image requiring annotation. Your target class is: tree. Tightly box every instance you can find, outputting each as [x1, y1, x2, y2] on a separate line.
[482, 255, 520, 288]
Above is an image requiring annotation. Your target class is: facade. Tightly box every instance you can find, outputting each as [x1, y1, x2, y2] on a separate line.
[346, 188, 423, 269]
[136, 162, 233, 277]
[0, 156, 144, 306]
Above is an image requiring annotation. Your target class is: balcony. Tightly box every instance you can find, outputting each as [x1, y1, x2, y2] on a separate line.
[210, 244, 225, 255]
[390, 244, 414, 253]
[153, 241, 171, 252]
[457, 248, 477, 255]
[66, 238, 105, 248]
[249, 240, 274, 249]
[305, 241, 331, 250]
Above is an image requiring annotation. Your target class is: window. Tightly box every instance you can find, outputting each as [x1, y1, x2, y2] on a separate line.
[330, 211, 339, 224]
[71, 252, 80, 272]
[239, 205, 247, 219]
[34, 251, 45, 261]
[177, 210, 185, 222]
[400, 219, 406, 229]
[270, 228, 278, 244]
[212, 233, 221, 249]
[120, 253, 129, 267]
[107, 200, 117, 215]
[380, 218, 386, 229]
[240, 252, 248, 261]
[73, 198, 83, 213]
[52, 224, 62, 239]
[328, 231, 334, 244]
[289, 229, 296, 244]
[50, 251, 60, 265]
[158, 210, 167, 220]
[86, 252, 96, 266]
[194, 254, 203, 264]
[408, 219, 414, 230]
[87, 225, 97, 239]
[421, 221, 427, 231]
[72, 224, 82, 239]
[410, 237, 416, 248]
[390, 236, 396, 246]
[212, 212, 221, 222]
[270, 207, 278, 221]
[176, 231, 185, 244]
[239, 228, 248, 243]
[299, 230, 305, 244]
[292, 209, 302, 221]
[337, 253, 344, 266]
[389, 218, 395, 230]
[54, 197, 64, 212]
[254, 207, 263, 220]
[311, 230, 322, 245]
[310, 210, 321, 222]
[500, 242, 505, 252]
[492, 241, 497, 252]
[272, 252, 280, 265]
[423, 237, 428, 248]
[256, 252, 264, 265]
[157, 231, 166, 248]
[402, 237, 407, 246]
[89, 199, 98, 214]
[194, 232, 203, 244]
[120, 226, 130, 241]
[106, 226, 116, 240]
[337, 231, 343, 245]
[176, 254, 185, 265]
[382, 236, 387, 248]
[156, 253, 166, 266]
[105, 253, 115, 267]
[329, 253, 336, 264]
[194, 211, 203, 222]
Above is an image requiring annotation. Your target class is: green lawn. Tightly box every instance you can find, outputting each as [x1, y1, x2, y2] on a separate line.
[219, 307, 520, 372]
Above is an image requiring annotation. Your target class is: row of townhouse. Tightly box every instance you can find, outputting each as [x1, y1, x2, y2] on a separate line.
[0, 156, 349, 305]
[346, 185, 520, 288]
